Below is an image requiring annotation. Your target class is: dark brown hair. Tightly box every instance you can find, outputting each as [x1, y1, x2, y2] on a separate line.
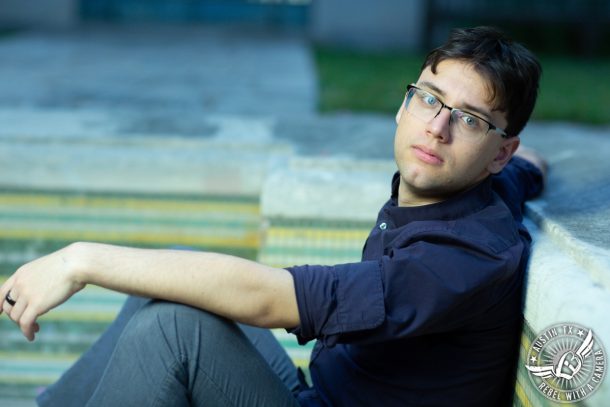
[422, 26, 542, 137]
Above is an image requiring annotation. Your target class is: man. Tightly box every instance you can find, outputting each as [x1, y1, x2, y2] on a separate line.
[1, 26, 545, 406]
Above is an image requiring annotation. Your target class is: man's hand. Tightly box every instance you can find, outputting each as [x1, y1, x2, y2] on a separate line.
[0, 244, 86, 341]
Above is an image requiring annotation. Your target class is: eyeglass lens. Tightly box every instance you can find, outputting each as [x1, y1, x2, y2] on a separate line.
[405, 87, 491, 139]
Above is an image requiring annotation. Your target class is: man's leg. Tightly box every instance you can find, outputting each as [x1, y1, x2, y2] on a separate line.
[237, 323, 301, 395]
[37, 295, 151, 407]
[85, 300, 299, 406]
[38, 296, 301, 406]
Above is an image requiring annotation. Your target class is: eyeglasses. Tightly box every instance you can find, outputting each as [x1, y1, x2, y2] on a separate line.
[404, 84, 509, 140]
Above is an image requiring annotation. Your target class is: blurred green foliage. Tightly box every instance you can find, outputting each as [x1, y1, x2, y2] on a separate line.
[315, 47, 610, 125]
[0, 28, 19, 38]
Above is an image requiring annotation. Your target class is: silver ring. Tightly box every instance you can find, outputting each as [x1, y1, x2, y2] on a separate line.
[4, 290, 16, 306]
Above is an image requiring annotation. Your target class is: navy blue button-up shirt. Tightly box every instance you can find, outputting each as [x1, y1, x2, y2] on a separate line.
[287, 157, 544, 406]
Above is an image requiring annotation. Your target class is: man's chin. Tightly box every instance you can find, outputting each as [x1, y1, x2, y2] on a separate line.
[398, 177, 456, 206]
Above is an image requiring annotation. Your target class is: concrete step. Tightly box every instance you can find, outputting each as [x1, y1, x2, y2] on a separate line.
[0, 186, 263, 399]
[0, 188, 262, 269]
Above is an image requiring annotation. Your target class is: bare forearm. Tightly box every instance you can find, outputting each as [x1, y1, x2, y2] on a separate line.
[2, 242, 299, 340]
[70, 242, 300, 328]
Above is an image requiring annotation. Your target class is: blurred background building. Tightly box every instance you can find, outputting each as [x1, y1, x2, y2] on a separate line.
[1, 0, 609, 55]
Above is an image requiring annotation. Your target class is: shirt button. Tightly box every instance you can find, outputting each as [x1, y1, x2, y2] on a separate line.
[379, 222, 387, 230]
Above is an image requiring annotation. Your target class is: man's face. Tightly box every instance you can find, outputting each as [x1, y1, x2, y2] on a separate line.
[394, 59, 519, 206]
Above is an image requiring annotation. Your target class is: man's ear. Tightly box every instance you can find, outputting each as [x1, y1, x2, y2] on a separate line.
[395, 97, 406, 124]
[488, 136, 520, 174]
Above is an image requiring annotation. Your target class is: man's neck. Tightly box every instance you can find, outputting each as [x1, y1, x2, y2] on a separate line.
[397, 180, 446, 207]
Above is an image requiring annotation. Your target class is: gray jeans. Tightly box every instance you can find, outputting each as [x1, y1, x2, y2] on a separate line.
[37, 296, 301, 406]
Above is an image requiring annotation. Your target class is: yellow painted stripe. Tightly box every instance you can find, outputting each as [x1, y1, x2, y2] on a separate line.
[0, 229, 259, 249]
[0, 194, 259, 215]
[522, 331, 531, 347]
[0, 222, 257, 239]
[266, 227, 369, 241]
[0, 375, 57, 384]
[0, 351, 79, 362]
[514, 380, 534, 407]
[38, 312, 118, 322]
[292, 358, 309, 369]
[259, 259, 359, 269]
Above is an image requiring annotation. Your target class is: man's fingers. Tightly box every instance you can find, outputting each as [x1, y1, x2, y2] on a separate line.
[1, 288, 17, 317]
[6, 294, 37, 341]
[20, 308, 40, 342]
[0, 276, 16, 316]
[2, 290, 40, 342]
[0, 300, 11, 316]
[9, 296, 27, 325]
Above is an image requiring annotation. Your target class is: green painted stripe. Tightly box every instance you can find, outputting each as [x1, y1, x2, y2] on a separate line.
[0, 226, 259, 243]
[0, 212, 260, 229]
[0, 230, 259, 251]
[261, 246, 362, 258]
[0, 376, 57, 386]
[0, 240, 258, 264]
[0, 383, 49, 398]
[0, 224, 260, 244]
[0, 364, 73, 375]
[267, 218, 374, 230]
[258, 255, 361, 268]
[0, 196, 259, 216]
[0, 188, 259, 204]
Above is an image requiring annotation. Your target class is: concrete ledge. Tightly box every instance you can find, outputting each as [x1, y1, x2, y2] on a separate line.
[261, 157, 394, 221]
[523, 217, 610, 405]
[0, 111, 292, 197]
[527, 201, 610, 290]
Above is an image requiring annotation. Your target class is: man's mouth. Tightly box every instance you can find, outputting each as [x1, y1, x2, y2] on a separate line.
[412, 145, 444, 165]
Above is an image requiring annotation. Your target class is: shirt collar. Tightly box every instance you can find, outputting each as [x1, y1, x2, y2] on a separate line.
[386, 172, 493, 225]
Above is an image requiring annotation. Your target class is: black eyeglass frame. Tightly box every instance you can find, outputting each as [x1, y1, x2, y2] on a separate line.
[406, 84, 510, 139]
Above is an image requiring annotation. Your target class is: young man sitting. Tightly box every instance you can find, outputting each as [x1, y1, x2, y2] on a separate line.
[2, 26, 545, 406]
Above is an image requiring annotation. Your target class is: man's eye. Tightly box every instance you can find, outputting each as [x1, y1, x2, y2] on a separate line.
[420, 93, 437, 106]
[461, 114, 480, 128]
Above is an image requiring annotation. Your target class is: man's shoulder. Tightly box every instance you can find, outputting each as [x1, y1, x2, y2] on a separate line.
[491, 156, 545, 221]
[457, 193, 523, 254]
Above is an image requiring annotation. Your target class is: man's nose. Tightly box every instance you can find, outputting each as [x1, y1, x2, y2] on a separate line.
[427, 106, 452, 140]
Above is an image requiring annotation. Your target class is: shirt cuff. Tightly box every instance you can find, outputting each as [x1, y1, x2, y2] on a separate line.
[286, 260, 385, 347]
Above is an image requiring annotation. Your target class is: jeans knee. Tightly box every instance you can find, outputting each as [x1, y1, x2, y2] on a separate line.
[125, 301, 189, 337]
[120, 300, 239, 351]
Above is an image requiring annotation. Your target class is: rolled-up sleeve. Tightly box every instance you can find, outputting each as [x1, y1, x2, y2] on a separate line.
[286, 260, 385, 346]
[286, 227, 524, 347]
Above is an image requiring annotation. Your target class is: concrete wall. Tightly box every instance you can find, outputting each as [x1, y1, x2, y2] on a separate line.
[0, 0, 79, 28]
[309, 0, 426, 51]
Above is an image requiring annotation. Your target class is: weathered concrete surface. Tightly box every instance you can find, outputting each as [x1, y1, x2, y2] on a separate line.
[523, 122, 610, 289]
[262, 157, 394, 221]
[523, 217, 610, 403]
[0, 24, 316, 116]
[0, 111, 292, 197]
